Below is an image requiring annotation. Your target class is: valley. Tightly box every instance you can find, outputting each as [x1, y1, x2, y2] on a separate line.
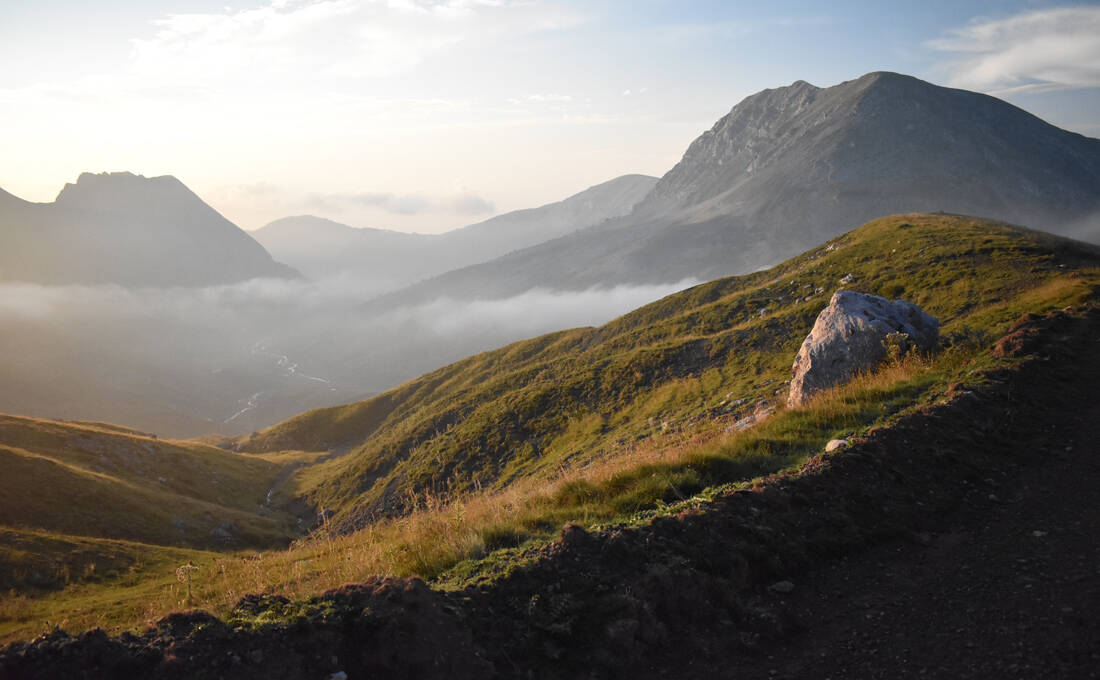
[1, 50, 1099, 677]
[1, 214, 1097, 672]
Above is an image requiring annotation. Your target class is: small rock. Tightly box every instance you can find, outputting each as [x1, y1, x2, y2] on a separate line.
[825, 439, 849, 452]
[1031, 530, 1048, 538]
[769, 580, 795, 594]
[328, 673, 348, 680]
[839, 273, 857, 285]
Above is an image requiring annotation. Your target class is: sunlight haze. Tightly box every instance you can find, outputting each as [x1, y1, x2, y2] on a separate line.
[3, 0, 1099, 233]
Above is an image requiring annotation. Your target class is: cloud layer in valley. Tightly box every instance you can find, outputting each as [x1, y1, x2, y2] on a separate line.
[0, 275, 698, 437]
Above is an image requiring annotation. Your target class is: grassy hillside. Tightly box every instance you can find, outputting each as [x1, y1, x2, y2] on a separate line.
[2, 212, 1098, 644]
[0, 416, 307, 638]
[239, 214, 1100, 531]
[0, 527, 221, 636]
[0, 415, 282, 514]
[0, 415, 301, 573]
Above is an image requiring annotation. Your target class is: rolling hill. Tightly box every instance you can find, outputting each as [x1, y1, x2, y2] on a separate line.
[0, 414, 301, 555]
[0, 172, 296, 287]
[369, 72, 1100, 308]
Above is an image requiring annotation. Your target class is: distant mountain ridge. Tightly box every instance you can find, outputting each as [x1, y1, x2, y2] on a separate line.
[0, 171, 296, 286]
[251, 174, 658, 288]
[369, 71, 1100, 307]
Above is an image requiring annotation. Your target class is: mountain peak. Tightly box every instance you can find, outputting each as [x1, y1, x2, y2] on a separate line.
[853, 70, 915, 85]
[1, 171, 297, 286]
[54, 171, 191, 210]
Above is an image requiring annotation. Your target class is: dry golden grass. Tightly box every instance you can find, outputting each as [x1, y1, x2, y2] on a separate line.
[0, 347, 1018, 643]
[127, 353, 937, 620]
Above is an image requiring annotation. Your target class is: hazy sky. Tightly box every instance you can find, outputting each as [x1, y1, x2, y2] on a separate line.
[3, 0, 1099, 233]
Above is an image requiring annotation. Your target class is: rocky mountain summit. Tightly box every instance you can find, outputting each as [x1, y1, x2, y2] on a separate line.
[0, 172, 296, 286]
[788, 290, 939, 407]
[637, 71, 1100, 229]
[373, 71, 1100, 305]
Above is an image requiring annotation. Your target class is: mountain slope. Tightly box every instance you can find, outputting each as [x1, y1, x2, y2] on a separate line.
[0, 414, 299, 551]
[239, 213, 1100, 529]
[249, 216, 433, 286]
[2, 213, 1097, 646]
[251, 174, 657, 287]
[0, 172, 296, 286]
[370, 72, 1100, 306]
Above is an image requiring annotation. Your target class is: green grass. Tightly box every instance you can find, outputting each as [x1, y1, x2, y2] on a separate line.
[0, 527, 220, 641]
[0, 415, 301, 550]
[0, 415, 285, 514]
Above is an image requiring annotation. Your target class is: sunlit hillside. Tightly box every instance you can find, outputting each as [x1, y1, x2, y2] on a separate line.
[3, 213, 1096, 644]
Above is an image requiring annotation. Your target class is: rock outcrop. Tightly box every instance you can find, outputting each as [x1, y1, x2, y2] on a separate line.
[788, 291, 938, 407]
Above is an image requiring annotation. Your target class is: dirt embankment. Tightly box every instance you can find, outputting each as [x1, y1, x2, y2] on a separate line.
[3, 306, 1098, 680]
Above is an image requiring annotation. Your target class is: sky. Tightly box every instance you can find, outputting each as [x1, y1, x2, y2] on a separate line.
[2, 0, 1099, 234]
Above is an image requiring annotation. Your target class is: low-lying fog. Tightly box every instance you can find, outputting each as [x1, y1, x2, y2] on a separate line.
[0, 276, 699, 438]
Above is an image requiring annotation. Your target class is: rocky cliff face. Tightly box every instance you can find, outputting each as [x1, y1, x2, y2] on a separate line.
[0, 172, 296, 287]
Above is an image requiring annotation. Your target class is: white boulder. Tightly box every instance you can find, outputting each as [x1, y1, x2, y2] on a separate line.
[788, 290, 938, 407]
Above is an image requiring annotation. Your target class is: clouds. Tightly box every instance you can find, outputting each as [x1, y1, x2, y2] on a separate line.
[0, 274, 698, 435]
[929, 7, 1100, 94]
[311, 190, 496, 216]
[127, 0, 584, 85]
[526, 93, 573, 103]
[205, 181, 496, 229]
[399, 280, 700, 338]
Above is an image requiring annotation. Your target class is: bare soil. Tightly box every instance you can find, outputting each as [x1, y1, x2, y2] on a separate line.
[660, 319, 1100, 679]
